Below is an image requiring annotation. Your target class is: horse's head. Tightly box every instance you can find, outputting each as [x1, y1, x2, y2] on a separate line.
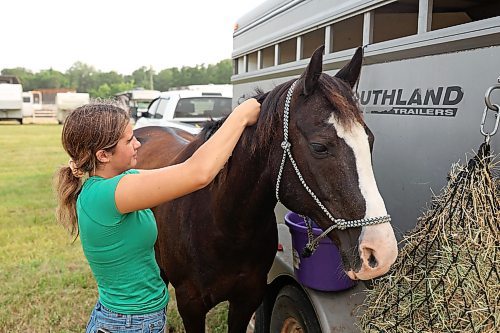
[272, 46, 398, 280]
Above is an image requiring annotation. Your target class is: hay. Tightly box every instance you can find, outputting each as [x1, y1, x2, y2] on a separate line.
[359, 146, 499, 333]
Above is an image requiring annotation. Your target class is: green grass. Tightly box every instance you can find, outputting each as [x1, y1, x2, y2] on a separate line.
[0, 124, 228, 332]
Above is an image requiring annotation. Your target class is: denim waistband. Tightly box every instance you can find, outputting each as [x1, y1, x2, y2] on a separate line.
[96, 300, 165, 319]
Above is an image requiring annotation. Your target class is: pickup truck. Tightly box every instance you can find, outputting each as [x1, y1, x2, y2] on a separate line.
[133, 85, 232, 133]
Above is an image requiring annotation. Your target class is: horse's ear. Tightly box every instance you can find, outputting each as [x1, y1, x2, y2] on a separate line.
[335, 47, 363, 88]
[303, 45, 324, 95]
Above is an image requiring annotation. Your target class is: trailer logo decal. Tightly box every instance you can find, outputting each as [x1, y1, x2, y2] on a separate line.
[359, 86, 463, 117]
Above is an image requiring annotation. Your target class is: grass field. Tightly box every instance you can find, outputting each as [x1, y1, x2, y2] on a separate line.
[0, 124, 228, 332]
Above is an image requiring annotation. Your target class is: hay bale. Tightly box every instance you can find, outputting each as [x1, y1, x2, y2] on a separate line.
[359, 150, 499, 333]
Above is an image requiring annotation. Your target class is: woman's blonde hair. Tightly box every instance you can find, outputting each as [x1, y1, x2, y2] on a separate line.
[55, 101, 129, 237]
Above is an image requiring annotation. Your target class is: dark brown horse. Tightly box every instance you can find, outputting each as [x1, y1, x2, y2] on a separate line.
[134, 46, 398, 332]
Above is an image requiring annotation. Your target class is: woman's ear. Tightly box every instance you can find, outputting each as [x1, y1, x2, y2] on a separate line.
[96, 150, 111, 164]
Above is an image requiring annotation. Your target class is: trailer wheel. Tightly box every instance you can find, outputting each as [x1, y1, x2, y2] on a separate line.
[18, 118, 23, 125]
[269, 285, 321, 333]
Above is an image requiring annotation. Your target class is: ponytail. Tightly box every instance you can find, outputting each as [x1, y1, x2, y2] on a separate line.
[55, 165, 83, 238]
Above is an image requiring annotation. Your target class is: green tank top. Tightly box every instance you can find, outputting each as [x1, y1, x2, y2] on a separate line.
[77, 169, 169, 314]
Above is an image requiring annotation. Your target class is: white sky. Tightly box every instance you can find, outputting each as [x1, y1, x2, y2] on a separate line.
[1, 0, 267, 75]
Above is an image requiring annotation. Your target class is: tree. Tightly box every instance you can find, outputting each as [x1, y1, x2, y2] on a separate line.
[31, 69, 68, 89]
[1, 57, 234, 96]
[93, 71, 125, 89]
[89, 81, 135, 99]
[1, 67, 36, 90]
[212, 59, 232, 83]
[129, 66, 154, 89]
[66, 62, 98, 92]
[154, 68, 174, 92]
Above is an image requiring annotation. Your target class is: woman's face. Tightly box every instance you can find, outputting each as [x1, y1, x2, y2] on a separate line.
[109, 123, 141, 172]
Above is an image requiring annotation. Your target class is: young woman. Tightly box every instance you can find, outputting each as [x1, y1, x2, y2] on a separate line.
[55, 98, 260, 333]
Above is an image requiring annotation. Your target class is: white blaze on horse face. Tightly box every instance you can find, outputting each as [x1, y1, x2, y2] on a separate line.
[328, 115, 398, 280]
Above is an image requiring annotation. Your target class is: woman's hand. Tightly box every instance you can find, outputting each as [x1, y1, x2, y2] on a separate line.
[234, 98, 261, 126]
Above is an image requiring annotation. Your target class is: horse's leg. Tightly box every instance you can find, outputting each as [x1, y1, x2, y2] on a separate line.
[227, 279, 267, 333]
[175, 284, 209, 333]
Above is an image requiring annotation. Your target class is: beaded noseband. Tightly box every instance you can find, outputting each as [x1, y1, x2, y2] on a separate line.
[275, 80, 391, 257]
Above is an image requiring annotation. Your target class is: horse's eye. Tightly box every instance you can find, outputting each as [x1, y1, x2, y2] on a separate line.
[311, 143, 328, 154]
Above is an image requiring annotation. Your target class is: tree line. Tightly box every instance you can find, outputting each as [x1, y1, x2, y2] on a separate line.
[0, 60, 232, 98]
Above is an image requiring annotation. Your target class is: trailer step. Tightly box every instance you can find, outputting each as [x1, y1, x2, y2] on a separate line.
[34, 110, 56, 118]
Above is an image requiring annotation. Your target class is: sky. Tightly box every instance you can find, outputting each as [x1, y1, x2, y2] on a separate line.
[1, 0, 268, 75]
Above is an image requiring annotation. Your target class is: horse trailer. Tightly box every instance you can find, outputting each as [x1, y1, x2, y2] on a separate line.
[232, 0, 500, 331]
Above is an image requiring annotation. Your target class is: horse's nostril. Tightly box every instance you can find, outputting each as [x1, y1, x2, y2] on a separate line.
[368, 253, 378, 268]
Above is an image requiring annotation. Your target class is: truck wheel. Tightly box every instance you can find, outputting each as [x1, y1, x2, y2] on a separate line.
[18, 118, 23, 125]
[269, 285, 321, 333]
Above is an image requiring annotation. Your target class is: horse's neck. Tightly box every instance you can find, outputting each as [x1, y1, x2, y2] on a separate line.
[208, 140, 277, 223]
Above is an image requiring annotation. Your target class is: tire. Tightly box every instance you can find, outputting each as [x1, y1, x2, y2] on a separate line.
[269, 285, 321, 333]
[18, 118, 23, 125]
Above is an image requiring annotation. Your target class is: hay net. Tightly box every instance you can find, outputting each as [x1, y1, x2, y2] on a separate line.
[359, 143, 499, 333]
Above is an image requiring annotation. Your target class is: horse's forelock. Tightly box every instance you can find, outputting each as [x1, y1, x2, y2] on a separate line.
[318, 74, 364, 129]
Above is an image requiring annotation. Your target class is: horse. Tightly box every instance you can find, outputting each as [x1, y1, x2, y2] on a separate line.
[134, 46, 398, 332]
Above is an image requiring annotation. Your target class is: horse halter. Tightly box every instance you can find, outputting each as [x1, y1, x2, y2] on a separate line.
[275, 80, 391, 257]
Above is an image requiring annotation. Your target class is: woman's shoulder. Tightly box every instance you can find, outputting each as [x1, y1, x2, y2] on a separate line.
[80, 169, 136, 200]
[78, 170, 141, 222]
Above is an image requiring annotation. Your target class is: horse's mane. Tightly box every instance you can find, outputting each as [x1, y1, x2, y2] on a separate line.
[198, 74, 363, 157]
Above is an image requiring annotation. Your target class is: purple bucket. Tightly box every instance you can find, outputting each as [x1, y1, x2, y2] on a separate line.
[284, 212, 356, 291]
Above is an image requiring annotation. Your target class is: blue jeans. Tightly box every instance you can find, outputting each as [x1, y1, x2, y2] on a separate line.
[86, 301, 167, 333]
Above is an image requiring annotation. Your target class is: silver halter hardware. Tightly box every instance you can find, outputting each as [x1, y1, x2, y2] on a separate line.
[275, 80, 391, 257]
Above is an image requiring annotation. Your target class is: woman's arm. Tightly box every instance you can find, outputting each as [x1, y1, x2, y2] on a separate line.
[115, 98, 260, 213]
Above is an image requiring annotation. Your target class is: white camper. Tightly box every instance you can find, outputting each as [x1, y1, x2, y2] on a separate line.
[55, 92, 90, 124]
[0, 76, 23, 124]
[22, 91, 43, 118]
[115, 89, 161, 121]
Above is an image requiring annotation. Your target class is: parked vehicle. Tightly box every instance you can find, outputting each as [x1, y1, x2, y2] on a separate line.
[134, 84, 232, 129]
[0, 75, 23, 124]
[115, 88, 160, 121]
[22, 91, 43, 118]
[233, 0, 500, 331]
[135, 120, 202, 135]
[55, 92, 90, 124]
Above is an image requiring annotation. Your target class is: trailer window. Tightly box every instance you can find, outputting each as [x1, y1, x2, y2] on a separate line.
[301, 28, 325, 59]
[233, 59, 239, 75]
[278, 38, 296, 65]
[330, 14, 363, 53]
[237, 57, 245, 74]
[431, 0, 500, 31]
[247, 51, 258, 72]
[373, 0, 418, 43]
[261, 46, 275, 69]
